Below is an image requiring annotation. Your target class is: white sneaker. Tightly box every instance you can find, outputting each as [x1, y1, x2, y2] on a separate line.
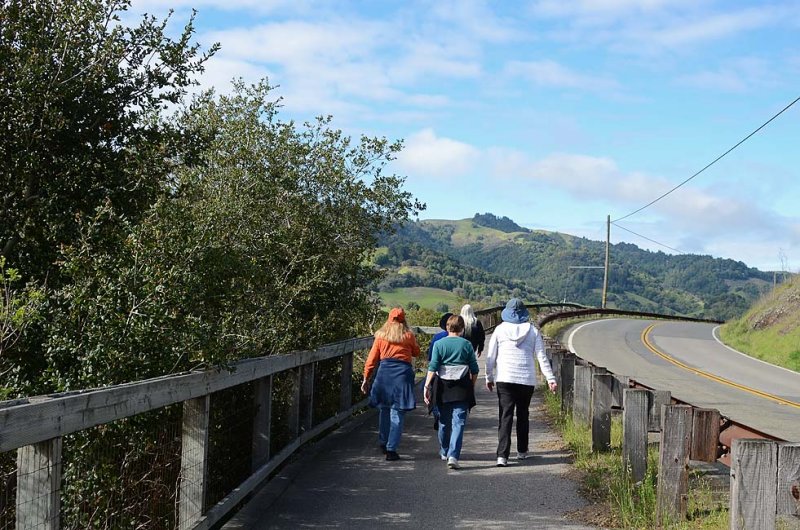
[440, 452, 448, 461]
[447, 457, 460, 469]
[517, 452, 529, 460]
[496, 457, 508, 467]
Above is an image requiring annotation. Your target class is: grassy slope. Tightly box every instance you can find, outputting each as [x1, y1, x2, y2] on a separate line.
[379, 287, 462, 311]
[719, 275, 800, 372]
[422, 218, 565, 249]
[422, 218, 518, 248]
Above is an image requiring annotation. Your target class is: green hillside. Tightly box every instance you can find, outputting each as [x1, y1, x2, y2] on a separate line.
[373, 232, 549, 308]
[719, 275, 800, 371]
[378, 213, 776, 321]
[379, 287, 463, 312]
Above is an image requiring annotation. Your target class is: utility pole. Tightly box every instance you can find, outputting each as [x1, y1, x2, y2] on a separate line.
[602, 215, 610, 309]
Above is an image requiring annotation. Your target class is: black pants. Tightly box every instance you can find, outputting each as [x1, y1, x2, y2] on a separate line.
[496, 382, 535, 458]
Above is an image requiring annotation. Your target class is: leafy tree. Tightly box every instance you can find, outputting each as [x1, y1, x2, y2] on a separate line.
[37, 81, 424, 391]
[0, 4, 425, 525]
[0, 257, 45, 398]
[0, 0, 217, 284]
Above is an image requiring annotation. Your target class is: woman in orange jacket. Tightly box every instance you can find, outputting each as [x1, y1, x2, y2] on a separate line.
[361, 307, 420, 461]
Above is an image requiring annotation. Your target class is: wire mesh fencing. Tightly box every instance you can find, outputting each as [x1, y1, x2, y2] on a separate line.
[60, 405, 182, 530]
[0, 450, 16, 530]
[205, 382, 255, 510]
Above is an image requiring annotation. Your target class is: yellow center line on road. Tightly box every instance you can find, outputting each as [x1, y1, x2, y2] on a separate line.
[641, 323, 800, 410]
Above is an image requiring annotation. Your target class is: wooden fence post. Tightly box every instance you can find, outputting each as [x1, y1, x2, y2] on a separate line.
[777, 442, 800, 527]
[252, 375, 272, 471]
[550, 350, 563, 387]
[288, 368, 301, 438]
[573, 365, 592, 426]
[657, 404, 692, 526]
[611, 375, 629, 409]
[179, 394, 210, 530]
[299, 363, 315, 433]
[623, 388, 649, 483]
[16, 437, 62, 530]
[591, 374, 613, 451]
[690, 408, 721, 463]
[339, 352, 354, 412]
[730, 438, 778, 530]
[648, 390, 671, 432]
[560, 355, 575, 416]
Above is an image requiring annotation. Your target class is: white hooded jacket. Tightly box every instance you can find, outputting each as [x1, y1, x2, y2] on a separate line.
[485, 322, 555, 386]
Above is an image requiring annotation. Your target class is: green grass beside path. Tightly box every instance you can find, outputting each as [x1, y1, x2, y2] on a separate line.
[542, 390, 728, 529]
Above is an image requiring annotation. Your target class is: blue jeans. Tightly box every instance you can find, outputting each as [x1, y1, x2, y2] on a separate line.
[378, 406, 406, 451]
[438, 401, 469, 459]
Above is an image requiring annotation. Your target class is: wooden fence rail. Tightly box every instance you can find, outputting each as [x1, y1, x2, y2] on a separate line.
[2, 335, 377, 530]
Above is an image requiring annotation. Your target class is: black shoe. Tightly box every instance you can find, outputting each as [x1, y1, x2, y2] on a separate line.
[385, 451, 400, 461]
[380, 444, 387, 454]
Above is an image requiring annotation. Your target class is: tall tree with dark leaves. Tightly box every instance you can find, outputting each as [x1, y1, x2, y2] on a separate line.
[0, 0, 217, 284]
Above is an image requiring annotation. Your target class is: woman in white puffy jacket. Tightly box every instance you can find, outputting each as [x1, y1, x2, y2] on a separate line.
[485, 299, 557, 467]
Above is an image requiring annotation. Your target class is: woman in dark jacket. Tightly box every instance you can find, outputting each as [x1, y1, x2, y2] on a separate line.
[460, 304, 485, 357]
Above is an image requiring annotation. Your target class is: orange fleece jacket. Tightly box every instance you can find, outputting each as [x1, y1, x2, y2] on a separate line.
[363, 333, 420, 381]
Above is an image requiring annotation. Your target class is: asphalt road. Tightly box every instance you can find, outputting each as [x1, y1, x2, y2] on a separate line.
[565, 318, 800, 441]
[223, 352, 596, 529]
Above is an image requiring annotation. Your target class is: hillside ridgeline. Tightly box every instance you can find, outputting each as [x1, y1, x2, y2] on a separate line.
[378, 213, 776, 320]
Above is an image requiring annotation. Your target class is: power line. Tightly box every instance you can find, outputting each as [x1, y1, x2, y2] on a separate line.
[612, 221, 682, 254]
[613, 95, 800, 223]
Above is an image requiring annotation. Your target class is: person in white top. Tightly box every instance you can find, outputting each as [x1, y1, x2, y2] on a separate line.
[485, 299, 557, 467]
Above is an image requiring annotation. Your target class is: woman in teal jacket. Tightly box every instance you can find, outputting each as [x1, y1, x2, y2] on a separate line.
[423, 315, 479, 470]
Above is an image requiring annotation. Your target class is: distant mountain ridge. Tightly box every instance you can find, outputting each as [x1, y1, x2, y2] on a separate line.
[471, 213, 529, 233]
[375, 221, 547, 305]
[377, 214, 777, 320]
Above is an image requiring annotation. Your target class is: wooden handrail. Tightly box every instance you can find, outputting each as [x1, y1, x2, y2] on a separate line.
[0, 336, 372, 453]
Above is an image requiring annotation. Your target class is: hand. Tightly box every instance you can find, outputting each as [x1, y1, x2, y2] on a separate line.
[548, 381, 558, 394]
[360, 379, 369, 395]
[423, 386, 431, 405]
[486, 381, 494, 392]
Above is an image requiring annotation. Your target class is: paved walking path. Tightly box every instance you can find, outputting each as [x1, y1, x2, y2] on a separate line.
[224, 353, 596, 529]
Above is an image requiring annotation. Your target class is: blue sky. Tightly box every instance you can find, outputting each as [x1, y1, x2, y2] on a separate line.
[130, 0, 800, 271]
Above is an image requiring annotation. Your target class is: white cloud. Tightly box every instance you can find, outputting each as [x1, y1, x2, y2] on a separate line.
[676, 57, 777, 92]
[197, 18, 479, 115]
[206, 21, 383, 65]
[505, 60, 620, 92]
[489, 150, 796, 247]
[197, 57, 274, 93]
[429, 0, 522, 43]
[389, 39, 482, 82]
[395, 129, 480, 178]
[647, 9, 779, 47]
[531, 0, 693, 19]
[528, 1, 794, 55]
